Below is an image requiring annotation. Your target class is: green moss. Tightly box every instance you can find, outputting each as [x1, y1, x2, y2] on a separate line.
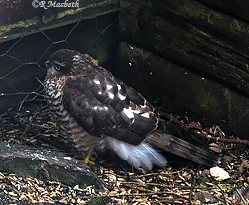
[195, 90, 222, 114]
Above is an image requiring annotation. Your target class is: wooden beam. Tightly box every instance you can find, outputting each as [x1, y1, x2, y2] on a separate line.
[199, 0, 249, 22]
[116, 42, 249, 139]
[119, 0, 249, 96]
[0, 0, 119, 43]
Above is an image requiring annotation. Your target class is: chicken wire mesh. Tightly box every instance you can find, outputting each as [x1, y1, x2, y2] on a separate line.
[0, 12, 119, 113]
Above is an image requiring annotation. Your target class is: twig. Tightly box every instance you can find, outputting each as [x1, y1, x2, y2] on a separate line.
[6, 110, 38, 136]
[4, 184, 21, 197]
[20, 112, 39, 138]
[161, 111, 249, 145]
[192, 130, 249, 146]
[235, 188, 247, 205]
[94, 191, 190, 202]
[135, 170, 185, 178]
[151, 199, 185, 204]
[18, 94, 31, 111]
[5, 110, 66, 150]
[17, 78, 45, 111]
[214, 182, 232, 205]
[189, 171, 196, 203]
[120, 181, 172, 188]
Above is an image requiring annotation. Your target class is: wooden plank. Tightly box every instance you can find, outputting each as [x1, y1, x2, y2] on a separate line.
[119, 0, 249, 96]
[116, 42, 249, 139]
[199, 0, 249, 22]
[0, 0, 119, 42]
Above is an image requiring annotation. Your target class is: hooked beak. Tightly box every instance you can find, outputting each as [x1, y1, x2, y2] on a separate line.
[45, 60, 50, 68]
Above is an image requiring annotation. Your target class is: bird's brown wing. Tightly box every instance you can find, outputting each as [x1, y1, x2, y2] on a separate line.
[62, 70, 159, 145]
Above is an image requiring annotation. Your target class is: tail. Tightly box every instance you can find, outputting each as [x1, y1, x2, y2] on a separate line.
[146, 132, 219, 167]
[106, 137, 167, 170]
[106, 122, 219, 169]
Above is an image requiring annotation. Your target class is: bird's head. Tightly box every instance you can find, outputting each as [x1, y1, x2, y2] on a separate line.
[45, 49, 95, 78]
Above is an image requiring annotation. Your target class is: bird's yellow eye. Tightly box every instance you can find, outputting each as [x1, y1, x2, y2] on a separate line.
[54, 66, 61, 71]
[53, 61, 65, 71]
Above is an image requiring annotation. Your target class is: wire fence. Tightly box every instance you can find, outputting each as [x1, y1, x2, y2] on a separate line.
[0, 12, 119, 112]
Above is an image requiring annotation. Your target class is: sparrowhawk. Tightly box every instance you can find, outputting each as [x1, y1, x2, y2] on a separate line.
[44, 49, 218, 170]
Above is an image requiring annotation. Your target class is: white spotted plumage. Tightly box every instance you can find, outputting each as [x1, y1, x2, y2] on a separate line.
[123, 107, 135, 119]
[108, 92, 115, 99]
[93, 79, 101, 85]
[107, 84, 113, 90]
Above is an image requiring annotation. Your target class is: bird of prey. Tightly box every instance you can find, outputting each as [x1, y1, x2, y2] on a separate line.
[44, 49, 219, 170]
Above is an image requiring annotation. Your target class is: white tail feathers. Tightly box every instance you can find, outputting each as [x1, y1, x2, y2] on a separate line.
[106, 137, 167, 170]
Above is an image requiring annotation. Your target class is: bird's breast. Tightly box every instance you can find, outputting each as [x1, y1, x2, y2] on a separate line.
[44, 76, 105, 154]
[44, 77, 66, 105]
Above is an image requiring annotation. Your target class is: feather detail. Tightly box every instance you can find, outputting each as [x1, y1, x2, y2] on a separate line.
[141, 143, 168, 168]
[106, 137, 167, 170]
[147, 132, 219, 167]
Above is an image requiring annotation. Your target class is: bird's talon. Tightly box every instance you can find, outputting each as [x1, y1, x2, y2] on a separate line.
[83, 157, 95, 165]
[83, 147, 95, 165]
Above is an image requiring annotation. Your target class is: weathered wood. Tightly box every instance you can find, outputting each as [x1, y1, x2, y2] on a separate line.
[0, 0, 119, 43]
[116, 42, 249, 139]
[199, 0, 249, 22]
[119, 0, 249, 96]
[0, 142, 104, 188]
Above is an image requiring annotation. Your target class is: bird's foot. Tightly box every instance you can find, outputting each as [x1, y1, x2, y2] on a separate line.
[83, 148, 95, 165]
[83, 156, 95, 165]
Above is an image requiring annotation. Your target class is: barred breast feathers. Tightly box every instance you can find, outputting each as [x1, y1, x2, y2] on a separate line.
[44, 75, 105, 153]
